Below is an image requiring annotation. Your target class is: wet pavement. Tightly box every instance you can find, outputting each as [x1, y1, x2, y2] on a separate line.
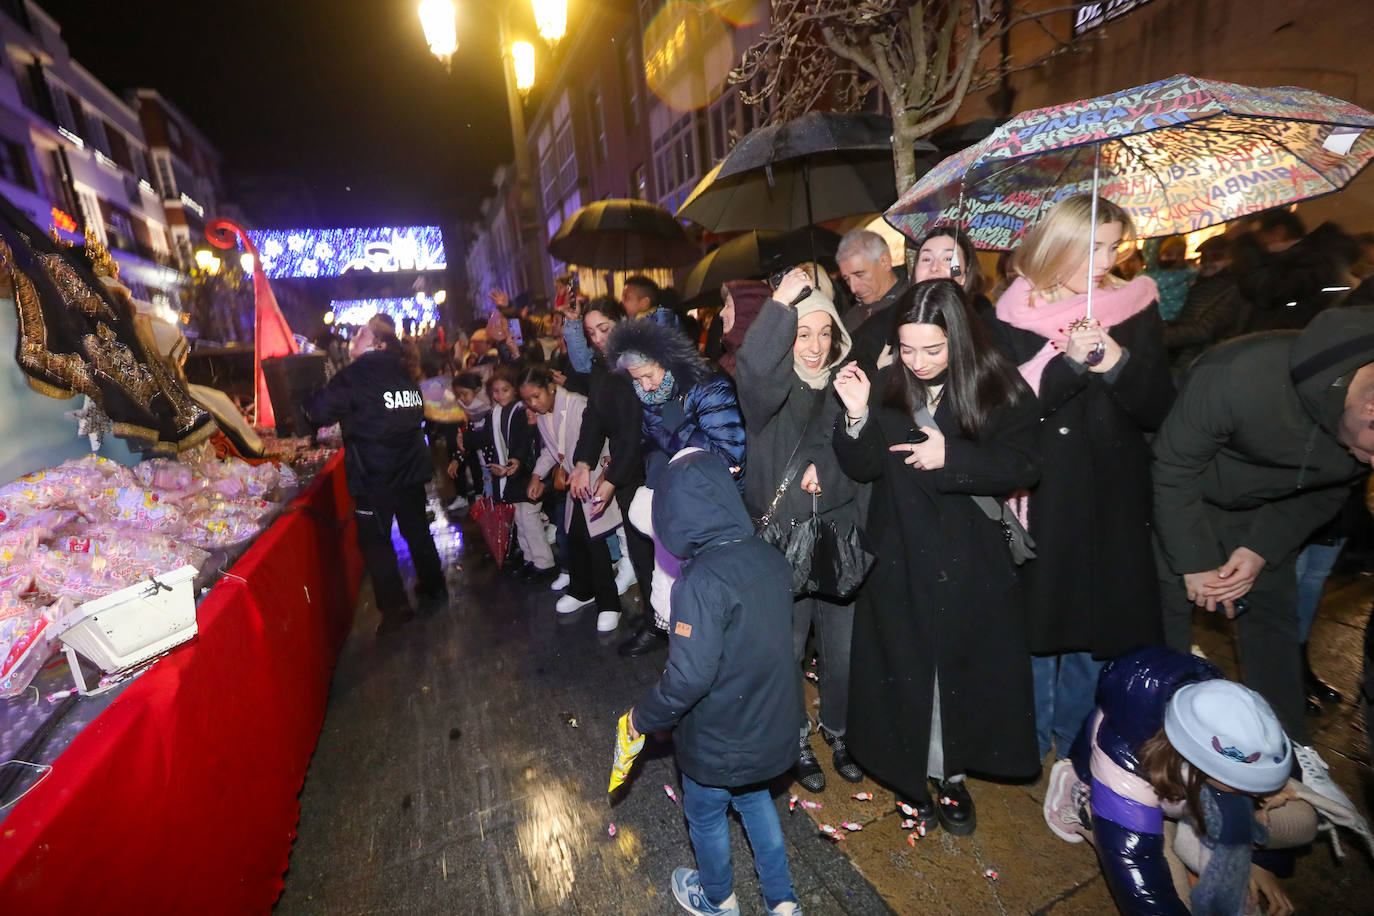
[277, 508, 1374, 915]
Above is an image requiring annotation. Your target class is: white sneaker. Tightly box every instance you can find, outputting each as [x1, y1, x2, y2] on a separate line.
[615, 558, 637, 595]
[550, 571, 571, 591]
[1043, 758, 1091, 843]
[445, 495, 468, 511]
[771, 902, 802, 916]
[555, 593, 593, 615]
[544, 522, 557, 544]
[1293, 744, 1356, 810]
[596, 610, 622, 632]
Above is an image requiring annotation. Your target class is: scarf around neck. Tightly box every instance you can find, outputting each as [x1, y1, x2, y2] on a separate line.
[793, 293, 852, 390]
[994, 275, 1157, 394]
[634, 369, 677, 405]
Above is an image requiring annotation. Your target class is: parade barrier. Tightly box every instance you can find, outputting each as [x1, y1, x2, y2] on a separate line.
[0, 451, 363, 911]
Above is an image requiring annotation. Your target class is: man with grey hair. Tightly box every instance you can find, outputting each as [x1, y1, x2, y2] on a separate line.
[837, 229, 908, 368]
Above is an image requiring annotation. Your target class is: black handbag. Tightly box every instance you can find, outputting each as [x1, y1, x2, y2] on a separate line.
[756, 391, 873, 599]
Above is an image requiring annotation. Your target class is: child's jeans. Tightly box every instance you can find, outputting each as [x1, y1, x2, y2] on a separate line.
[681, 773, 797, 911]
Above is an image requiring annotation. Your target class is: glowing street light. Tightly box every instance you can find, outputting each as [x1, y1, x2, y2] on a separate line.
[194, 249, 221, 275]
[418, 0, 458, 70]
[511, 40, 536, 93]
[531, 0, 567, 45]
[240, 252, 256, 273]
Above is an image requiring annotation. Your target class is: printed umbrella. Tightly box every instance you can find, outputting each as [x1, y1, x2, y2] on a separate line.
[468, 495, 516, 569]
[886, 74, 1374, 253]
[547, 198, 699, 269]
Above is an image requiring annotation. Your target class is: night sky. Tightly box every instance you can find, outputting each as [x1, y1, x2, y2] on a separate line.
[39, 0, 516, 226]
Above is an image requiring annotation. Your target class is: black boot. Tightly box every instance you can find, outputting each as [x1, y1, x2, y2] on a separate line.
[796, 736, 825, 793]
[618, 620, 669, 657]
[931, 778, 976, 836]
[1303, 643, 1342, 704]
[822, 730, 863, 783]
[896, 792, 938, 836]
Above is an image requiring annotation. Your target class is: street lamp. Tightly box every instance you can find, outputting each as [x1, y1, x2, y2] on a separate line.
[419, 0, 566, 305]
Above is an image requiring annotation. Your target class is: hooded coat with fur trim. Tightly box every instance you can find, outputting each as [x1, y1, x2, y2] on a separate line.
[606, 319, 746, 487]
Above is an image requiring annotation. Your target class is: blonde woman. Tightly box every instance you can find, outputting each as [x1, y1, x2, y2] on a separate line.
[985, 194, 1175, 763]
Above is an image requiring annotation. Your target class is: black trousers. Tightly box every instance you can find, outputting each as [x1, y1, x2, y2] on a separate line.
[354, 483, 446, 619]
[616, 484, 655, 612]
[566, 500, 620, 613]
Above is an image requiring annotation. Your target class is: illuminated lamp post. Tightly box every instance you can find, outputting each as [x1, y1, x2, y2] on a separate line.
[419, 0, 565, 307]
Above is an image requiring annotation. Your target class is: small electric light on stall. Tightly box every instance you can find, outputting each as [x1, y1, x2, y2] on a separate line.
[323, 312, 335, 325]
[194, 249, 221, 274]
[433, 289, 447, 305]
[240, 253, 256, 273]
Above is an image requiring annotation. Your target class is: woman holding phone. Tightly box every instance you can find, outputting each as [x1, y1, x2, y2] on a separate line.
[832, 279, 1041, 837]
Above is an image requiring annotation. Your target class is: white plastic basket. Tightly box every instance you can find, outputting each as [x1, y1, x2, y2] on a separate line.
[52, 566, 199, 689]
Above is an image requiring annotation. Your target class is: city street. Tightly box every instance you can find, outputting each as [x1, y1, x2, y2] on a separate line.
[277, 509, 1374, 915]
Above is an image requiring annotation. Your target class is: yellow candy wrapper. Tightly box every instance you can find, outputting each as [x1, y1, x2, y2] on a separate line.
[608, 712, 646, 793]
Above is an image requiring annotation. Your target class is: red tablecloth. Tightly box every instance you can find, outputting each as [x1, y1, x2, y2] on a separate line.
[0, 452, 362, 912]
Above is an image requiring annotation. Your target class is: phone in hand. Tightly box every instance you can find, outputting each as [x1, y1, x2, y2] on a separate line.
[508, 319, 524, 348]
[907, 428, 929, 444]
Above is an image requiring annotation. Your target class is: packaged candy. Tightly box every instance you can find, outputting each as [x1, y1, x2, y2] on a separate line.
[0, 597, 56, 698]
[608, 712, 645, 793]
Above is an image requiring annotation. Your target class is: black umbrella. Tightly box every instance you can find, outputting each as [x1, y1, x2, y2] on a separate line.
[676, 111, 934, 233]
[547, 198, 699, 269]
[680, 227, 842, 302]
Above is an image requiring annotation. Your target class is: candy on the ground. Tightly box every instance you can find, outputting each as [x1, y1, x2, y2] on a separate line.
[852, 792, 873, 800]
[664, 784, 679, 804]
[607, 712, 645, 793]
[984, 869, 998, 879]
[801, 799, 821, 809]
[567, 717, 578, 727]
[908, 832, 918, 846]
[899, 802, 915, 815]
[608, 824, 616, 837]
[805, 671, 819, 682]
[841, 821, 863, 831]
[789, 794, 798, 811]
[818, 825, 844, 840]
[900, 818, 917, 829]
[940, 796, 959, 806]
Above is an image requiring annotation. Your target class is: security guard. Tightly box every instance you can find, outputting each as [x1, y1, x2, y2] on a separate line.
[305, 319, 448, 635]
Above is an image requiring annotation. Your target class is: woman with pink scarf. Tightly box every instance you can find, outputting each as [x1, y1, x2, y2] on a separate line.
[985, 194, 1175, 764]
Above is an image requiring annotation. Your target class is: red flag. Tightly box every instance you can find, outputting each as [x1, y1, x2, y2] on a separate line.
[206, 219, 297, 428]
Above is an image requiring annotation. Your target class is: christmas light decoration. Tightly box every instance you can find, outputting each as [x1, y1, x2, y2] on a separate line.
[244, 226, 447, 279]
[328, 296, 440, 328]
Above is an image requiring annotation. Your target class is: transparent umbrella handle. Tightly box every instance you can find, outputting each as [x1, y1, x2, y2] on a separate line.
[1084, 145, 1106, 367]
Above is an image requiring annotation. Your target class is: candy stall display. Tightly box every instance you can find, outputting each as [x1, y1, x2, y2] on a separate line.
[0, 447, 317, 699]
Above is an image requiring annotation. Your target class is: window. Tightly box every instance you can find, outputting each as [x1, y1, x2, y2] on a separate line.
[106, 125, 134, 172]
[0, 140, 34, 190]
[620, 35, 640, 130]
[588, 89, 606, 163]
[65, 92, 88, 139]
[48, 86, 75, 134]
[77, 189, 104, 244]
[20, 63, 55, 123]
[166, 119, 182, 147]
[154, 152, 177, 198]
[631, 164, 646, 200]
[86, 117, 110, 157]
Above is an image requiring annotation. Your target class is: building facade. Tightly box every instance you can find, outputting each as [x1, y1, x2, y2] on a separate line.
[464, 164, 523, 319]
[0, 0, 182, 305]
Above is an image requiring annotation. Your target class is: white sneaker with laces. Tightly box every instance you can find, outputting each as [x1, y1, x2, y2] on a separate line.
[1294, 744, 1356, 810]
[770, 902, 803, 916]
[550, 571, 571, 592]
[555, 593, 593, 615]
[615, 558, 637, 595]
[670, 868, 740, 916]
[1043, 758, 1091, 843]
[596, 610, 622, 632]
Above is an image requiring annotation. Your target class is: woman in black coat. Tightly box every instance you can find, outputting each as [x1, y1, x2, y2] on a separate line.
[736, 268, 865, 794]
[567, 297, 656, 653]
[983, 194, 1175, 763]
[832, 279, 1041, 837]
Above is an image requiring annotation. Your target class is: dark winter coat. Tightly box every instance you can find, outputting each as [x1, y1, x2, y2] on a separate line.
[1164, 272, 1254, 370]
[303, 348, 431, 496]
[845, 265, 910, 370]
[832, 370, 1042, 788]
[606, 318, 746, 488]
[633, 451, 801, 787]
[985, 306, 1175, 658]
[570, 354, 645, 491]
[465, 401, 539, 504]
[1153, 307, 1374, 577]
[736, 298, 862, 529]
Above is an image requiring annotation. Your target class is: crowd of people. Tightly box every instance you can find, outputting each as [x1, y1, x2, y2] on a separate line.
[305, 196, 1374, 916]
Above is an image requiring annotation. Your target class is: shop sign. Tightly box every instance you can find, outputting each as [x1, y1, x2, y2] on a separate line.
[1073, 0, 1156, 34]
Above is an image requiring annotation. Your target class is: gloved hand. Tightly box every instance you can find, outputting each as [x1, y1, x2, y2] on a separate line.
[608, 711, 646, 793]
[660, 400, 687, 433]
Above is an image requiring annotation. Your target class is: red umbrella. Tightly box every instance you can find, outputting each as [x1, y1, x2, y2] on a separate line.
[469, 496, 516, 568]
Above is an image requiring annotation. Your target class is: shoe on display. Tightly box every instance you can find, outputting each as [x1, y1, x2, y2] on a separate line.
[555, 593, 593, 615]
[615, 558, 638, 595]
[550, 571, 571, 591]
[822, 730, 864, 783]
[931, 777, 976, 836]
[618, 623, 668, 657]
[670, 868, 740, 916]
[596, 610, 622, 633]
[1043, 758, 1091, 844]
[796, 736, 825, 793]
[1293, 744, 1357, 811]
[375, 607, 415, 637]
